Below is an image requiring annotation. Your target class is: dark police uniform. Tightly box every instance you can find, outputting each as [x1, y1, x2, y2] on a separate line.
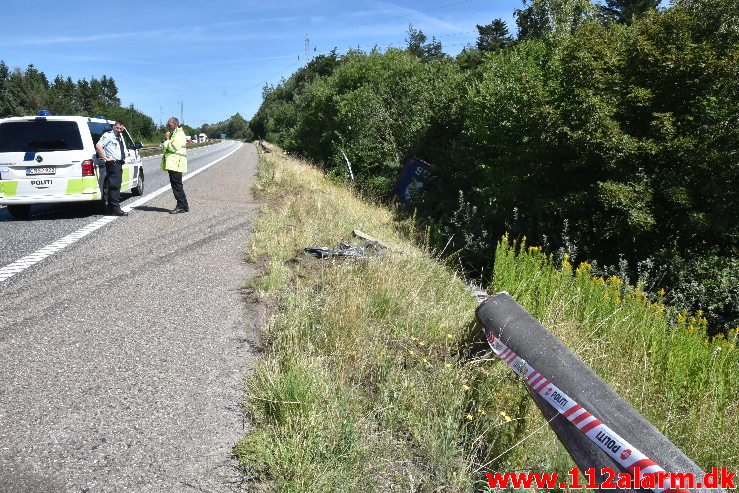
[96, 129, 127, 212]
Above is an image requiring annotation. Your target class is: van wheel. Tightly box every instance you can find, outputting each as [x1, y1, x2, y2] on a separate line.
[7, 205, 31, 219]
[132, 169, 144, 196]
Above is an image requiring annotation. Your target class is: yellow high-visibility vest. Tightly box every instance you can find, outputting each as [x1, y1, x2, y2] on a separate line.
[161, 127, 187, 173]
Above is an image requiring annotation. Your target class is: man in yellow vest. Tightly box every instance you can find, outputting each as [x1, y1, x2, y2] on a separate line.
[161, 117, 189, 213]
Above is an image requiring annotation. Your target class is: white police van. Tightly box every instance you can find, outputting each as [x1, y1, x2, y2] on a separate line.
[0, 111, 145, 219]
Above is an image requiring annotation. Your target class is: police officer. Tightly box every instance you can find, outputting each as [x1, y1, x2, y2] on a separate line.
[95, 120, 129, 216]
[161, 117, 189, 214]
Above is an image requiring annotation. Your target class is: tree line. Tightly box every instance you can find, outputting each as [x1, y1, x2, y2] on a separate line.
[195, 112, 252, 141]
[0, 60, 255, 144]
[0, 61, 157, 141]
[248, 0, 738, 335]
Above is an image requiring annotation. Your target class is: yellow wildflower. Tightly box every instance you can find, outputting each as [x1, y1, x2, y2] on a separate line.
[562, 253, 572, 272]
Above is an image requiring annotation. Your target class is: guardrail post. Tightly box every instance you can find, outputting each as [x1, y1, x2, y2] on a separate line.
[476, 292, 722, 492]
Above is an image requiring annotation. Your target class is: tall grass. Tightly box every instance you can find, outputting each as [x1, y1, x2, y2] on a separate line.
[235, 144, 738, 492]
[492, 235, 739, 470]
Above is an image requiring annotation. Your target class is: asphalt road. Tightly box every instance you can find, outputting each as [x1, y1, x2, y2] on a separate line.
[0, 141, 241, 267]
[0, 142, 261, 492]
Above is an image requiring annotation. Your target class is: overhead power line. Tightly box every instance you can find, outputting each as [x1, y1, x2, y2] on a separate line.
[343, 0, 477, 28]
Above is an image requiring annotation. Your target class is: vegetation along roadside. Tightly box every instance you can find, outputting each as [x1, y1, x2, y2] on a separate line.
[249, 0, 738, 336]
[234, 143, 737, 492]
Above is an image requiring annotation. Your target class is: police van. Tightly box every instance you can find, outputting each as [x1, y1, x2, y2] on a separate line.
[0, 111, 145, 219]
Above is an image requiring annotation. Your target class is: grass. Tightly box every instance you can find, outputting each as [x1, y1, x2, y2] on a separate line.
[492, 236, 739, 470]
[235, 143, 738, 491]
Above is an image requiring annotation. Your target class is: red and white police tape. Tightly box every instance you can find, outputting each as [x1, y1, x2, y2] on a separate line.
[486, 330, 691, 493]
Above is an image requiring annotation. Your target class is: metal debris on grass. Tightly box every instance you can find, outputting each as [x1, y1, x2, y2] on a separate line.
[304, 241, 385, 259]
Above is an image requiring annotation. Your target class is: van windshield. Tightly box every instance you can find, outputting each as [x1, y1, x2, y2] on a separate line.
[0, 121, 84, 152]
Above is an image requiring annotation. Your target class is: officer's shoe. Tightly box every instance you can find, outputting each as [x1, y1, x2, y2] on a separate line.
[169, 207, 188, 214]
[109, 208, 128, 217]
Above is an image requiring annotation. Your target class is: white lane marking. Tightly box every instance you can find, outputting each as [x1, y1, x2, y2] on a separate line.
[0, 142, 243, 282]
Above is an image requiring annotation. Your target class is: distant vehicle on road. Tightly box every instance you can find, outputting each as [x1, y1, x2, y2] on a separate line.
[0, 111, 144, 219]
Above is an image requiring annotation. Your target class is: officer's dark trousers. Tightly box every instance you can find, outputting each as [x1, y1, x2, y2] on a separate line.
[168, 170, 189, 210]
[105, 160, 124, 210]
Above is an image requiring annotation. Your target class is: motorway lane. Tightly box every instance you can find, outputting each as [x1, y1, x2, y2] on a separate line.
[0, 142, 261, 492]
[0, 141, 240, 274]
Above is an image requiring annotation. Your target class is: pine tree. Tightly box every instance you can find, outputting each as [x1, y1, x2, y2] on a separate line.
[476, 19, 513, 52]
[0, 61, 22, 117]
[601, 0, 660, 24]
[405, 24, 444, 60]
[47, 75, 77, 115]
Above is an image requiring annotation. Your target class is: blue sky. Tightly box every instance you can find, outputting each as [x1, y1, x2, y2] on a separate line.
[2, 0, 531, 127]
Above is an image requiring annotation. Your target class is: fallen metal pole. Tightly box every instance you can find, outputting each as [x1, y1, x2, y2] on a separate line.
[476, 292, 723, 493]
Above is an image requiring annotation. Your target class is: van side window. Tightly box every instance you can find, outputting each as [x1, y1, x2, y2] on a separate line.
[88, 122, 113, 147]
[122, 130, 135, 151]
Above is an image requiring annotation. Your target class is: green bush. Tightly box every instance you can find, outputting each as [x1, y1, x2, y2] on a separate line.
[288, 49, 465, 196]
[247, 3, 739, 333]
